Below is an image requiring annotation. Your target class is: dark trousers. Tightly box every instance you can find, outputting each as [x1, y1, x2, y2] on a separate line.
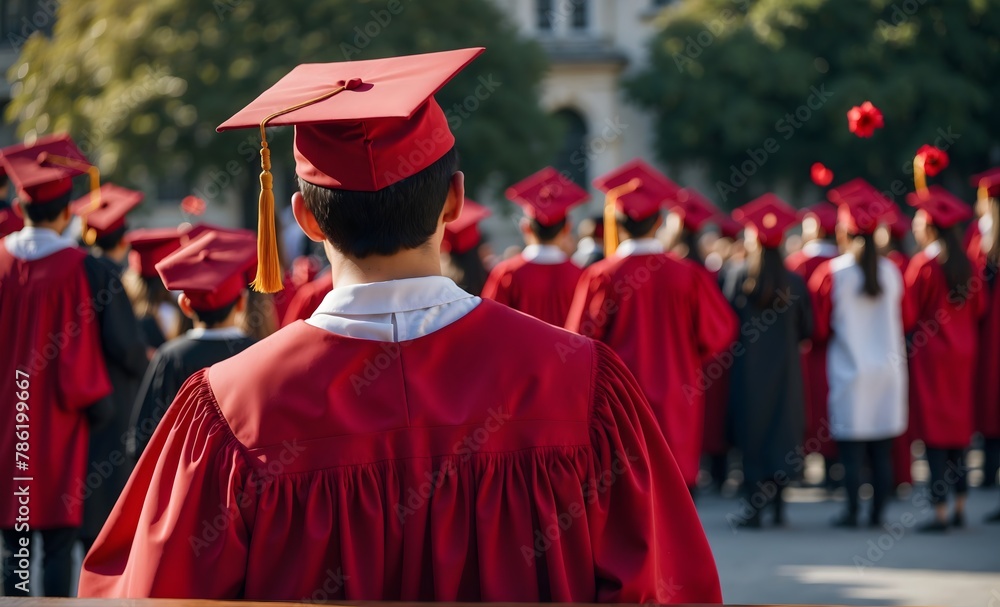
[1, 527, 78, 597]
[983, 437, 1000, 487]
[925, 447, 968, 505]
[837, 438, 893, 524]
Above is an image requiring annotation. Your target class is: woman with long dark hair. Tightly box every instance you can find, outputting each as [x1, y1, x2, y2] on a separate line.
[809, 192, 907, 528]
[904, 187, 982, 531]
[723, 195, 812, 527]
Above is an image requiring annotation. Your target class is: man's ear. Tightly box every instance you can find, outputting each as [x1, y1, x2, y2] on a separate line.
[291, 191, 327, 243]
[441, 171, 465, 224]
[11, 199, 25, 219]
[235, 291, 248, 313]
[177, 293, 197, 320]
[519, 217, 532, 237]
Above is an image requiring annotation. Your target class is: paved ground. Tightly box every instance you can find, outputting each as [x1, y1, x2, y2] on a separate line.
[698, 485, 1000, 607]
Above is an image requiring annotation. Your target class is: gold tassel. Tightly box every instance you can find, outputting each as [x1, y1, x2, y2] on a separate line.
[252, 82, 354, 293]
[978, 185, 989, 204]
[603, 178, 642, 256]
[913, 155, 928, 199]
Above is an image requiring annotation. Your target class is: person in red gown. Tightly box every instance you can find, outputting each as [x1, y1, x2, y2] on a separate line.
[0, 135, 113, 596]
[904, 187, 982, 531]
[785, 200, 841, 488]
[280, 266, 334, 325]
[566, 160, 738, 492]
[969, 168, 1000, 512]
[440, 198, 491, 295]
[482, 168, 587, 326]
[78, 49, 721, 603]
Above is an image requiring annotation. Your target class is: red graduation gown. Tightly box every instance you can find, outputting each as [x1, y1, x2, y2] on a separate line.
[699, 266, 730, 457]
[786, 249, 837, 457]
[280, 269, 332, 326]
[902, 251, 984, 448]
[79, 301, 721, 603]
[565, 254, 738, 487]
[481, 255, 583, 326]
[967, 231, 1000, 438]
[0, 208, 23, 239]
[0, 244, 112, 528]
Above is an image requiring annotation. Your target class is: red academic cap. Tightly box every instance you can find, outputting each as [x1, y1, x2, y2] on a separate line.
[715, 213, 744, 239]
[70, 183, 144, 239]
[593, 159, 680, 221]
[667, 188, 717, 231]
[505, 167, 589, 226]
[443, 199, 491, 255]
[217, 47, 484, 293]
[882, 204, 911, 240]
[906, 186, 973, 229]
[970, 167, 1000, 199]
[182, 222, 255, 245]
[156, 231, 257, 312]
[1, 134, 92, 203]
[732, 194, 798, 248]
[126, 227, 183, 278]
[799, 201, 839, 235]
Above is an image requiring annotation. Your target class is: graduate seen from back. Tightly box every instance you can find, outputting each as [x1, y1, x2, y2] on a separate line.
[78, 48, 721, 603]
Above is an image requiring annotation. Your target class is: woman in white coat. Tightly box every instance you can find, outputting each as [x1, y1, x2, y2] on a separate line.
[808, 191, 908, 528]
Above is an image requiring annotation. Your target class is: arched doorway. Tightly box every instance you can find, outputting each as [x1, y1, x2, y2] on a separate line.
[551, 108, 589, 189]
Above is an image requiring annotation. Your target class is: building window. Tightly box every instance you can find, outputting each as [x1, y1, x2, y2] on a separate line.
[536, 0, 554, 31]
[552, 109, 589, 189]
[570, 0, 588, 30]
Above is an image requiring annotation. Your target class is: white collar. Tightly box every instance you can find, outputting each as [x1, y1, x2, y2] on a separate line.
[4, 226, 76, 261]
[616, 238, 664, 257]
[802, 240, 839, 259]
[186, 326, 249, 341]
[306, 276, 480, 342]
[521, 244, 568, 265]
[980, 214, 994, 253]
[924, 240, 943, 260]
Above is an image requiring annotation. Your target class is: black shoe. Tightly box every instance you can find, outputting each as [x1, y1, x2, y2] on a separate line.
[917, 519, 948, 533]
[985, 509, 1000, 524]
[951, 511, 965, 528]
[831, 513, 858, 529]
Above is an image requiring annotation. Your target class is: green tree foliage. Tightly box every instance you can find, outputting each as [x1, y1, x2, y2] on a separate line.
[625, 0, 1000, 208]
[7, 0, 559, 206]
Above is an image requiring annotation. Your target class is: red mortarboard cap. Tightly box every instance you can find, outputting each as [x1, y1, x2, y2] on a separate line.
[732, 193, 798, 248]
[182, 222, 255, 245]
[156, 231, 257, 312]
[799, 201, 839, 235]
[1, 134, 92, 203]
[216, 47, 483, 293]
[667, 188, 717, 231]
[827, 178, 880, 204]
[126, 227, 183, 278]
[593, 159, 680, 221]
[443, 199, 491, 255]
[971, 167, 1000, 199]
[882, 204, 911, 240]
[505, 167, 589, 226]
[70, 183, 143, 238]
[906, 186, 973, 230]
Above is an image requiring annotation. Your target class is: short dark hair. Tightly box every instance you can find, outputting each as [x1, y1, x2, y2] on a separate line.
[94, 225, 127, 252]
[298, 147, 459, 258]
[619, 212, 659, 239]
[191, 296, 241, 328]
[528, 218, 566, 242]
[22, 191, 71, 224]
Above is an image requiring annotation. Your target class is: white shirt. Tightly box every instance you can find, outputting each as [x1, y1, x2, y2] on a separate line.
[4, 226, 76, 261]
[981, 214, 994, 254]
[521, 244, 567, 265]
[801, 240, 840, 259]
[571, 237, 601, 267]
[306, 276, 480, 342]
[187, 326, 249, 340]
[616, 238, 664, 257]
[923, 240, 942, 261]
[825, 254, 908, 441]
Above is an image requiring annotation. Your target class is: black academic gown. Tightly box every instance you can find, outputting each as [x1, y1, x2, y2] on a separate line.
[138, 315, 166, 351]
[131, 331, 255, 457]
[81, 255, 148, 545]
[722, 264, 812, 489]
